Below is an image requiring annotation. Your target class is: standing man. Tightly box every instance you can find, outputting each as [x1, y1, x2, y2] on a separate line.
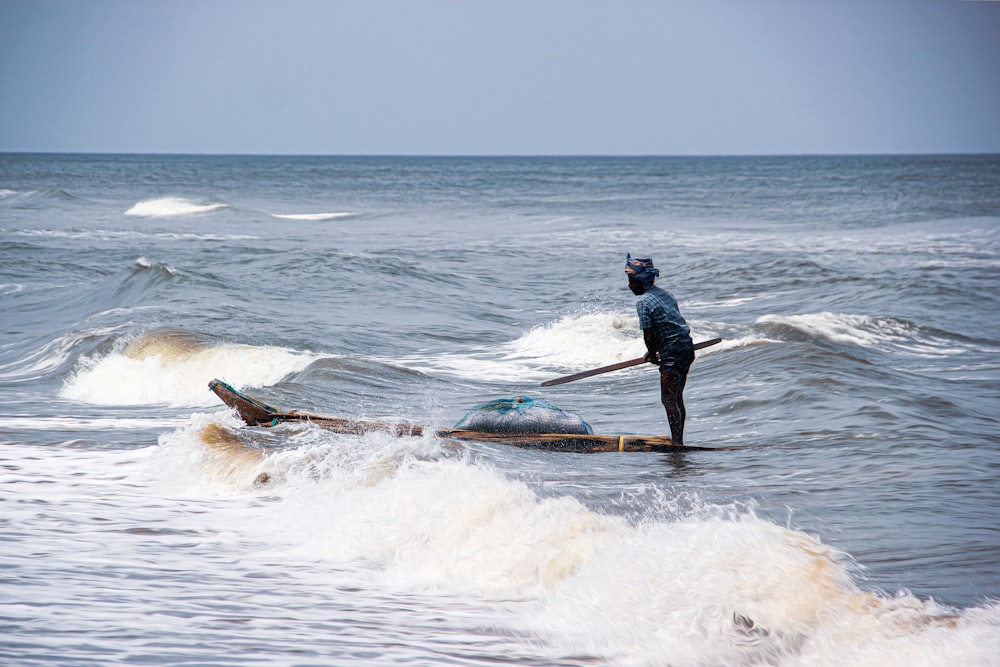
[626, 254, 694, 445]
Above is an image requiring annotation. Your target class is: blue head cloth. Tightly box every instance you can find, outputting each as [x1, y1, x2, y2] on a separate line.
[626, 253, 659, 286]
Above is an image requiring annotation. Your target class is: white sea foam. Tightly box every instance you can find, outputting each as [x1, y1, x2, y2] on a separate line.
[125, 197, 228, 217]
[687, 294, 759, 309]
[61, 331, 321, 407]
[271, 212, 353, 221]
[527, 511, 990, 666]
[243, 449, 616, 591]
[148, 418, 1000, 666]
[0, 416, 185, 431]
[157, 416, 629, 589]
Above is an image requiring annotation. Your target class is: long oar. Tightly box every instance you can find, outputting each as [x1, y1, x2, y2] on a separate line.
[540, 337, 723, 387]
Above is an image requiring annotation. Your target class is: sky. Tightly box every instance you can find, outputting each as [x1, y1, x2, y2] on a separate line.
[1, 0, 998, 155]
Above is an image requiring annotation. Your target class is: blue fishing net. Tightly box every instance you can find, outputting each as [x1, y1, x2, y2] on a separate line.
[453, 396, 593, 434]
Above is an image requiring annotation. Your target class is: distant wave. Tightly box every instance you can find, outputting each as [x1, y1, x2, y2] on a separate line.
[14, 228, 257, 242]
[271, 212, 353, 221]
[31, 187, 75, 200]
[125, 197, 229, 217]
[0, 187, 76, 203]
[756, 312, 964, 357]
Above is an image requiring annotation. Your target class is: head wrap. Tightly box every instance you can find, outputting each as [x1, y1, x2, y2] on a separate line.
[626, 253, 659, 286]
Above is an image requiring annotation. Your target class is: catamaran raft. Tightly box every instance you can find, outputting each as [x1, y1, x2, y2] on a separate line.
[209, 377, 734, 453]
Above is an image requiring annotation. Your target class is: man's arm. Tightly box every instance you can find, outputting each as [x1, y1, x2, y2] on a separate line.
[643, 328, 659, 364]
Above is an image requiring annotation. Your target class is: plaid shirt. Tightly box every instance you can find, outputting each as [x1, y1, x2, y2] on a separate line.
[636, 285, 692, 355]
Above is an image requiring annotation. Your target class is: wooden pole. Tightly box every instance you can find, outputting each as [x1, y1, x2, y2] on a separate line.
[540, 337, 722, 387]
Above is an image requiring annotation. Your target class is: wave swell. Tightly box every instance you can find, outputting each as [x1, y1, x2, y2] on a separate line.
[756, 312, 965, 357]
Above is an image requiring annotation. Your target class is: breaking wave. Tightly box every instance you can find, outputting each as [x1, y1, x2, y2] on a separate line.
[401, 311, 743, 383]
[61, 328, 322, 407]
[144, 414, 1000, 666]
[125, 197, 229, 217]
[271, 212, 354, 221]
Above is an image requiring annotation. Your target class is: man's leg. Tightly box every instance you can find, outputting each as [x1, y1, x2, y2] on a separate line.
[658, 346, 693, 444]
[660, 367, 687, 444]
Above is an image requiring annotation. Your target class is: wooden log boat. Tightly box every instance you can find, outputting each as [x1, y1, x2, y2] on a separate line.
[209, 379, 734, 453]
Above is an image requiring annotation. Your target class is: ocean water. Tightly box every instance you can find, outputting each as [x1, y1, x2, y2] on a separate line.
[1, 153, 998, 666]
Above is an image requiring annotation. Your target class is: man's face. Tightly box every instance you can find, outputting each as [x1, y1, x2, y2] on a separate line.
[628, 274, 645, 296]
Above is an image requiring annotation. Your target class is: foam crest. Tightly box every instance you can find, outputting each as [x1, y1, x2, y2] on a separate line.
[507, 312, 643, 368]
[125, 197, 228, 217]
[271, 212, 353, 221]
[135, 256, 179, 275]
[61, 328, 320, 407]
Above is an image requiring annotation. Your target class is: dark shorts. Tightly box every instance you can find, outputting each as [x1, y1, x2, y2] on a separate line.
[658, 346, 694, 379]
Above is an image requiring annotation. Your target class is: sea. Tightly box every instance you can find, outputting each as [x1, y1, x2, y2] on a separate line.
[1, 153, 998, 666]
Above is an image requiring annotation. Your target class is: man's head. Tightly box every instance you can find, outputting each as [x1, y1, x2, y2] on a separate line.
[626, 254, 659, 295]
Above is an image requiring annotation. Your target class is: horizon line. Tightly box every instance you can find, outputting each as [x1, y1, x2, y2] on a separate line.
[3, 150, 999, 159]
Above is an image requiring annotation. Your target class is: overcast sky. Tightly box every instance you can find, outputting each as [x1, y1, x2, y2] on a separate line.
[1, 0, 998, 155]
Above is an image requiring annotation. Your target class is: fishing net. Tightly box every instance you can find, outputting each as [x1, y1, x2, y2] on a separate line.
[453, 396, 593, 434]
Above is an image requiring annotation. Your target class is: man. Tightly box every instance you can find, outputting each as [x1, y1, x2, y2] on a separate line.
[626, 253, 694, 445]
